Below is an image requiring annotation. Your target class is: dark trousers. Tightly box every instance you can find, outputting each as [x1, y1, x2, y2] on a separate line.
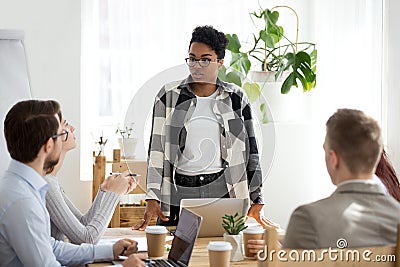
[157, 170, 229, 226]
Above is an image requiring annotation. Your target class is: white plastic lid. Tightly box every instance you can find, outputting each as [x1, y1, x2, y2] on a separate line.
[243, 225, 264, 234]
[207, 241, 232, 251]
[145, 226, 168, 234]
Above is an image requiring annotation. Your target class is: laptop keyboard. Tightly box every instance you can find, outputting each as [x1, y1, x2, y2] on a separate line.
[146, 259, 178, 267]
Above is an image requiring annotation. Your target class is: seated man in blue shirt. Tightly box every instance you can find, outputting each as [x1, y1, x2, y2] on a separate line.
[0, 100, 145, 267]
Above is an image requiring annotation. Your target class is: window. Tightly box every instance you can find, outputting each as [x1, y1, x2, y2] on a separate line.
[81, 0, 384, 205]
[81, 0, 262, 180]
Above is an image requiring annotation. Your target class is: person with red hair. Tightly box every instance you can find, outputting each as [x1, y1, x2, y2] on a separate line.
[375, 149, 400, 202]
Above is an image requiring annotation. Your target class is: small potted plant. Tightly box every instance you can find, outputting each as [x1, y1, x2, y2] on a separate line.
[95, 132, 108, 156]
[222, 212, 247, 261]
[115, 123, 137, 159]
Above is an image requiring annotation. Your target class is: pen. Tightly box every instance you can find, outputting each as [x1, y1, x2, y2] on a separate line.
[110, 172, 141, 177]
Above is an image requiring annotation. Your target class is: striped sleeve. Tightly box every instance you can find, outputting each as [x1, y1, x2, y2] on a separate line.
[146, 88, 167, 201]
[241, 93, 264, 204]
[45, 175, 120, 244]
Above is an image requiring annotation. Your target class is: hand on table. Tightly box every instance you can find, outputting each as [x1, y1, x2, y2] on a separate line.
[131, 199, 168, 230]
[113, 238, 138, 259]
[246, 204, 280, 229]
[121, 254, 146, 267]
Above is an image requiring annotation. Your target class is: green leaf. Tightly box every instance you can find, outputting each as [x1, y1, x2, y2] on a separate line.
[218, 65, 227, 81]
[284, 52, 295, 64]
[226, 34, 241, 53]
[265, 35, 276, 49]
[299, 64, 316, 84]
[264, 9, 279, 25]
[260, 103, 269, 124]
[310, 49, 317, 73]
[295, 51, 311, 68]
[281, 72, 295, 94]
[295, 71, 311, 92]
[237, 225, 248, 233]
[267, 25, 283, 41]
[223, 226, 231, 234]
[243, 82, 261, 103]
[239, 53, 251, 75]
[230, 52, 251, 75]
[251, 10, 262, 19]
[226, 72, 242, 86]
[270, 10, 279, 24]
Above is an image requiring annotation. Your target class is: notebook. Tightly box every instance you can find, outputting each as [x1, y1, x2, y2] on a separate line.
[145, 207, 202, 267]
[180, 198, 249, 237]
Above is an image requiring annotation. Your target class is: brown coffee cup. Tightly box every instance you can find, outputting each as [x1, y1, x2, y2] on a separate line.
[243, 225, 264, 258]
[207, 241, 232, 267]
[145, 226, 168, 258]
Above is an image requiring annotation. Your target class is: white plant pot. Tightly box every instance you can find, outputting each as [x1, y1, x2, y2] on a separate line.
[223, 233, 244, 262]
[118, 138, 138, 159]
[249, 71, 312, 123]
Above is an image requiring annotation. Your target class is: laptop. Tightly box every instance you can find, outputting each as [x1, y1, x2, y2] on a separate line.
[146, 207, 202, 267]
[180, 198, 249, 237]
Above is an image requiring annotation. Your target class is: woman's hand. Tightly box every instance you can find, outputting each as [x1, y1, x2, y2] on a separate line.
[246, 204, 280, 229]
[131, 199, 168, 230]
[101, 170, 138, 195]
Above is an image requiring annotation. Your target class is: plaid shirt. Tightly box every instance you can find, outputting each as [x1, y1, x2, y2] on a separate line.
[146, 76, 264, 215]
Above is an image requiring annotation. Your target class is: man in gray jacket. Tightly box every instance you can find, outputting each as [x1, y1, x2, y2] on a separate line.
[283, 108, 400, 249]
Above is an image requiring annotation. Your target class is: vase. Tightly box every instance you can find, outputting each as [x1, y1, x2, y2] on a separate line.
[249, 70, 313, 123]
[223, 233, 244, 261]
[118, 138, 138, 159]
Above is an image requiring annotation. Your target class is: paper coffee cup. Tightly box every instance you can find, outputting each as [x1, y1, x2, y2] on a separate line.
[243, 225, 264, 258]
[208, 241, 232, 267]
[145, 226, 168, 258]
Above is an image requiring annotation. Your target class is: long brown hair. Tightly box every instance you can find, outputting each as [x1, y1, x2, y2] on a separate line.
[375, 149, 400, 202]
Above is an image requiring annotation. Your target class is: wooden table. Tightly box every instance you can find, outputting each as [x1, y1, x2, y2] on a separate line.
[88, 228, 257, 267]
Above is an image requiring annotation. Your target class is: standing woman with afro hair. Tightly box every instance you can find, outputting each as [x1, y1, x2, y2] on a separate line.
[134, 25, 278, 230]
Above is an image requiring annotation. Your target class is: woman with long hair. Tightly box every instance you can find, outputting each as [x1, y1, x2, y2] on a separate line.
[375, 149, 400, 202]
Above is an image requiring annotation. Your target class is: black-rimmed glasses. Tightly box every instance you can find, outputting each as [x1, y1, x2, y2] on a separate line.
[52, 129, 69, 142]
[185, 57, 219, 67]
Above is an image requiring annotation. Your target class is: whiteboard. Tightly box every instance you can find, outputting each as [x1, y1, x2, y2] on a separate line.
[0, 30, 32, 175]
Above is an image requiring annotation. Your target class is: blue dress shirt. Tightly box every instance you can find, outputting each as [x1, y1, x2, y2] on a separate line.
[0, 160, 114, 267]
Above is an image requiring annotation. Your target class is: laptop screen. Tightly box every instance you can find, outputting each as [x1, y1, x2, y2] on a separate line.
[168, 208, 202, 266]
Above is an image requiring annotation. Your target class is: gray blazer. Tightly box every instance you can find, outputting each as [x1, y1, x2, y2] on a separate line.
[283, 181, 400, 249]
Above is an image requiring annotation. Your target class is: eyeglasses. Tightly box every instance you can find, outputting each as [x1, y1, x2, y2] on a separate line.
[185, 57, 219, 67]
[51, 129, 69, 142]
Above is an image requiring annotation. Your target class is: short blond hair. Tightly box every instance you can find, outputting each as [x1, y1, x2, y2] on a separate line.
[326, 109, 382, 175]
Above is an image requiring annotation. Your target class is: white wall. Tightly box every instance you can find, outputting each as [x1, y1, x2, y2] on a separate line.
[1, 0, 399, 217]
[386, 0, 400, 174]
[0, 0, 91, 211]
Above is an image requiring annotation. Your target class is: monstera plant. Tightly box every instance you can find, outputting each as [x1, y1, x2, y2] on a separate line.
[219, 5, 317, 104]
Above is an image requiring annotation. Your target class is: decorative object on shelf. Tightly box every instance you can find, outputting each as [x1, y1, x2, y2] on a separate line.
[222, 212, 247, 261]
[115, 123, 135, 138]
[219, 5, 317, 123]
[95, 132, 108, 156]
[115, 123, 138, 159]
